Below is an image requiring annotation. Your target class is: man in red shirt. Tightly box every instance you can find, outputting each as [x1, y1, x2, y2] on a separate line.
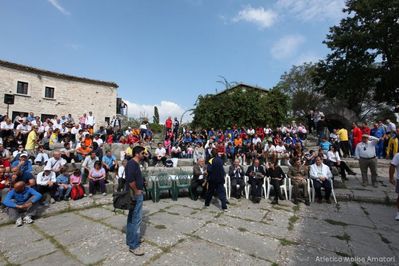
[352, 122, 363, 152]
[361, 122, 371, 135]
[165, 117, 172, 131]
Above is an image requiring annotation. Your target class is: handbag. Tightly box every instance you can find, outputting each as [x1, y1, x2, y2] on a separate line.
[112, 186, 136, 210]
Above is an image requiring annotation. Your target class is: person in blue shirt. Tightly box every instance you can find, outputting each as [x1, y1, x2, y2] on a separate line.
[3, 181, 42, 226]
[11, 152, 35, 187]
[370, 123, 385, 159]
[319, 137, 332, 154]
[102, 150, 117, 172]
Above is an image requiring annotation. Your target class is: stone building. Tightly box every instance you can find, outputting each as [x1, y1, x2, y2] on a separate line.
[0, 59, 119, 127]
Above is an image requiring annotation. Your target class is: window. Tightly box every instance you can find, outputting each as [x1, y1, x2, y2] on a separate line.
[45, 87, 55, 98]
[41, 114, 56, 121]
[17, 81, 28, 95]
[105, 117, 110, 125]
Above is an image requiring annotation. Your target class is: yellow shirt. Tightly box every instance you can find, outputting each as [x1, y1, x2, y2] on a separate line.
[387, 137, 398, 157]
[337, 128, 348, 141]
[125, 147, 133, 157]
[25, 131, 37, 150]
[50, 133, 58, 145]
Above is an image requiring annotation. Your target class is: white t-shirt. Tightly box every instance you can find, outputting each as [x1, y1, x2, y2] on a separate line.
[275, 145, 286, 153]
[391, 153, 399, 180]
[94, 138, 104, 146]
[155, 147, 166, 157]
[0, 121, 13, 130]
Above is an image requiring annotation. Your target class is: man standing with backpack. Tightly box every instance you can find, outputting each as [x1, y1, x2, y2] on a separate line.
[125, 146, 146, 256]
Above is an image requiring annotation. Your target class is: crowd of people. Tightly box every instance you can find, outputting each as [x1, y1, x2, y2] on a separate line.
[1, 109, 399, 227]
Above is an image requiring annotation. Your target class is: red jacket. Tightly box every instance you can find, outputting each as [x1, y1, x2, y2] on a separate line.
[353, 127, 363, 146]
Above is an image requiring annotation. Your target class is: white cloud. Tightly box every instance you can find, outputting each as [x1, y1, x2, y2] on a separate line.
[124, 100, 192, 124]
[47, 0, 70, 15]
[271, 35, 305, 60]
[232, 6, 278, 29]
[276, 0, 345, 22]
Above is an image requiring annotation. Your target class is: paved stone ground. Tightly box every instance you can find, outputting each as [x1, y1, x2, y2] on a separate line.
[0, 191, 398, 266]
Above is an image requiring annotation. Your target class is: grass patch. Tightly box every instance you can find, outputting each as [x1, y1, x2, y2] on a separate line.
[292, 205, 300, 212]
[272, 205, 291, 212]
[333, 233, 351, 241]
[279, 238, 297, 246]
[288, 215, 299, 231]
[238, 227, 248, 232]
[271, 263, 279, 266]
[335, 251, 351, 257]
[167, 211, 180, 216]
[324, 219, 348, 226]
[154, 224, 167, 230]
[190, 211, 198, 215]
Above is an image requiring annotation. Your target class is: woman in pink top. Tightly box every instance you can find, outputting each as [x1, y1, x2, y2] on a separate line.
[88, 161, 106, 196]
[69, 169, 86, 199]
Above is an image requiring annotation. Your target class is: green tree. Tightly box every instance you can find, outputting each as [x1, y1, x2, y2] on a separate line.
[276, 63, 323, 116]
[315, 0, 399, 115]
[191, 86, 289, 128]
[153, 106, 160, 124]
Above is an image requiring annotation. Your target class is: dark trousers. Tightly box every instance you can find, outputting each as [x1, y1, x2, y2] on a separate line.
[270, 178, 284, 200]
[37, 184, 58, 199]
[231, 178, 245, 198]
[205, 182, 227, 209]
[249, 177, 263, 199]
[340, 141, 350, 157]
[334, 161, 351, 179]
[313, 179, 331, 200]
[89, 179, 106, 194]
[190, 179, 206, 199]
[117, 178, 126, 192]
[8, 202, 40, 221]
[153, 157, 166, 166]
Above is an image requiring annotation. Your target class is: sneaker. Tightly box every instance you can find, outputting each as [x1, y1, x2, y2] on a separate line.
[222, 208, 229, 212]
[102, 193, 107, 196]
[50, 198, 56, 204]
[129, 247, 144, 256]
[395, 213, 399, 221]
[15, 217, 23, 227]
[89, 193, 93, 197]
[23, 215, 33, 224]
[140, 238, 144, 243]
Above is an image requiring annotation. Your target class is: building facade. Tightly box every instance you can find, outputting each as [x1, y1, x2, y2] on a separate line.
[0, 60, 118, 127]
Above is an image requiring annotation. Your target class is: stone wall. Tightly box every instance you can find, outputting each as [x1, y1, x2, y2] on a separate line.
[0, 65, 117, 127]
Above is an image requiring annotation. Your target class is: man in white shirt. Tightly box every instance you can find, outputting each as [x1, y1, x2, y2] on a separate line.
[45, 151, 67, 175]
[310, 156, 333, 203]
[34, 145, 49, 165]
[36, 165, 57, 205]
[85, 111, 96, 128]
[153, 143, 167, 166]
[0, 118, 14, 138]
[355, 134, 379, 187]
[389, 152, 399, 220]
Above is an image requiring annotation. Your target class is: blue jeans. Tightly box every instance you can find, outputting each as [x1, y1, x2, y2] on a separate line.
[126, 193, 143, 249]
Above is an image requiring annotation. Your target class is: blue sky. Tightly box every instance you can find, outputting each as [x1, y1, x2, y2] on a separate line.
[0, 0, 346, 122]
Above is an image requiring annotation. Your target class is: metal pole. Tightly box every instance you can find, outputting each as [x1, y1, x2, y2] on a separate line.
[6, 104, 9, 117]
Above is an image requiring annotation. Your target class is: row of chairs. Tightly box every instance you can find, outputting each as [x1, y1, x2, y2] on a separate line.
[146, 173, 337, 204]
[225, 174, 337, 204]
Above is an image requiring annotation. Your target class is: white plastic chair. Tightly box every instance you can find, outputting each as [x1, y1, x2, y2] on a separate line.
[224, 174, 231, 200]
[244, 175, 251, 199]
[266, 176, 288, 200]
[310, 178, 337, 204]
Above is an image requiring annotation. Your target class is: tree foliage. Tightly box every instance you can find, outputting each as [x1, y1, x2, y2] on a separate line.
[191, 86, 289, 129]
[315, 0, 399, 115]
[276, 63, 324, 116]
[153, 106, 160, 124]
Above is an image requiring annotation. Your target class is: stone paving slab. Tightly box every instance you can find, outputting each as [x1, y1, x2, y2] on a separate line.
[28, 251, 82, 266]
[151, 238, 269, 266]
[3, 238, 57, 265]
[195, 222, 280, 262]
